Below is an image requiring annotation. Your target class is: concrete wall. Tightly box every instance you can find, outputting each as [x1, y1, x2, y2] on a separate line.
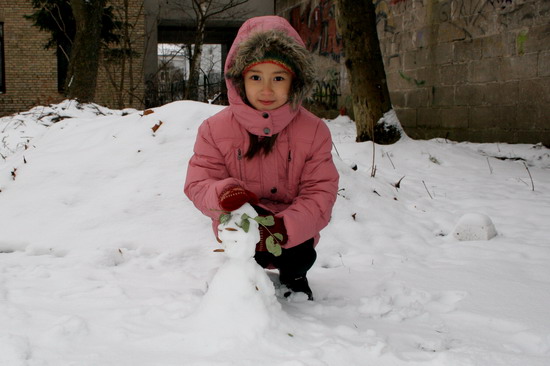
[277, 0, 550, 145]
[378, 0, 550, 144]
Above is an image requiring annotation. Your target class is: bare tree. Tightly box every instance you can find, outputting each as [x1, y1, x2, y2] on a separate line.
[102, 0, 145, 109]
[65, 0, 107, 102]
[177, 0, 248, 101]
[334, 0, 397, 144]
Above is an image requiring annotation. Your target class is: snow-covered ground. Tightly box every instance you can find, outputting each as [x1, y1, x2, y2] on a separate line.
[1, 100, 549, 365]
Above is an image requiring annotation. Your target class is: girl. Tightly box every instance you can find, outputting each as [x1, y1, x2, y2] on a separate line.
[184, 15, 339, 300]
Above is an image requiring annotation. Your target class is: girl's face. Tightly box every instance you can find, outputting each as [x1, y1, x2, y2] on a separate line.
[243, 63, 293, 111]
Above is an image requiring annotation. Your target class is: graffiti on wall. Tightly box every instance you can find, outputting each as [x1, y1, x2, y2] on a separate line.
[312, 69, 341, 110]
[288, 0, 343, 110]
[374, 0, 398, 34]
[289, 0, 343, 61]
[438, 0, 525, 41]
[374, 0, 523, 40]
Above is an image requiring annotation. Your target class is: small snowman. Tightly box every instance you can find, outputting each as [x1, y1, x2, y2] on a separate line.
[185, 203, 283, 343]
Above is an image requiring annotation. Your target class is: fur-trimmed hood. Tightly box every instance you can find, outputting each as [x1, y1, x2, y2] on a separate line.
[222, 16, 315, 136]
[225, 17, 315, 109]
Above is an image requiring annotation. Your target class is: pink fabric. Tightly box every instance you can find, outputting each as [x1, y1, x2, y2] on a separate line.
[184, 16, 339, 248]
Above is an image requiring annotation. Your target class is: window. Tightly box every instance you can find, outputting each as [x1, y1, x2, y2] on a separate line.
[0, 23, 5, 93]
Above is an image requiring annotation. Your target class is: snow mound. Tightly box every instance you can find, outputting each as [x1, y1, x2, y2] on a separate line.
[452, 213, 497, 241]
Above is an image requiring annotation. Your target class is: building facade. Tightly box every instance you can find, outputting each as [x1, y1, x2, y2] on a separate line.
[0, 0, 145, 116]
[0, 1, 61, 115]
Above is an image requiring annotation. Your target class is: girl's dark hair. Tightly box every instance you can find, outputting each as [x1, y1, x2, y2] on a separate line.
[245, 133, 278, 159]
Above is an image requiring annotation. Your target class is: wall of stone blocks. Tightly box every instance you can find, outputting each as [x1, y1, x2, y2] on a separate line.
[377, 0, 550, 145]
[278, 0, 550, 145]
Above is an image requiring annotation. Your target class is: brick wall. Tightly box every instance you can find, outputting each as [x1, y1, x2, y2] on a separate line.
[278, 0, 550, 145]
[95, 0, 146, 111]
[0, 1, 64, 116]
[0, 0, 146, 117]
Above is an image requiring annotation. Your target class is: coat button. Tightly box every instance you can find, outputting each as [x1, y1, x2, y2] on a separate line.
[263, 127, 271, 134]
[262, 112, 269, 119]
[270, 187, 277, 194]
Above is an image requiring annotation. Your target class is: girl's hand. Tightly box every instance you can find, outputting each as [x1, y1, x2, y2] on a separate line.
[218, 185, 259, 211]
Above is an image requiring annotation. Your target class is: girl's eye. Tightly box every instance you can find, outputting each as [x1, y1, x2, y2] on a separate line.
[249, 75, 261, 81]
[274, 76, 285, 82]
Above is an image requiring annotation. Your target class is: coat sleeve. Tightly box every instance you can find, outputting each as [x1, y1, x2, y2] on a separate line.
[184, 119, 242, 220]
[278, 121, 339, 247]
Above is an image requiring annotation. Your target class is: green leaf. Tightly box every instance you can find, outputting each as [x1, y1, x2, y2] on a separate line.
[254, 215, 274, 227]
[273, 233, 283, 242]
[219, 213, 232, 225]
[240, 217, 250, 233]
[266, 236, 282, 257]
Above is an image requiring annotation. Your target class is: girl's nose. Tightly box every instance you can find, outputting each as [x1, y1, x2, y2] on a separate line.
[260, 81, 274, 94]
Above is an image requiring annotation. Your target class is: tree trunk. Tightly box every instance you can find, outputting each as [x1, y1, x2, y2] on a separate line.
[334, 0, 393, 143]
[185, 22, 206, 101]
[65, 0, 106, 102]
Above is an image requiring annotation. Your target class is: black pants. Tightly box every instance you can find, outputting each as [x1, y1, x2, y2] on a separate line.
[254, 239, 316, 282]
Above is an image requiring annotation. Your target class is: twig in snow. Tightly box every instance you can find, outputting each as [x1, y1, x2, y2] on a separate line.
[486, 157, 493, 174]
[523, 162, 534, 191]
[393, 176, 405, 190]
[422, 180, 433, 199]
[386, 152, 396, 169]
[338, 252, 351, 273]
[332, 141, 341, 159]
[371, 143, 376, 177]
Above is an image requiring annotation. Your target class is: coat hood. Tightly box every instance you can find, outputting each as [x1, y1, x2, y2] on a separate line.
[224, 16, 315, 137]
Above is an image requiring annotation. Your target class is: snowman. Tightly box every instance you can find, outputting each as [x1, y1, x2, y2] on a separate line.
[185, 203, 284, 344]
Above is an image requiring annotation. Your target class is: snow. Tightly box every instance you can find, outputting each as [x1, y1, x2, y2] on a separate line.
[452, 213, 497, 241]
[1, 100, 550, 365]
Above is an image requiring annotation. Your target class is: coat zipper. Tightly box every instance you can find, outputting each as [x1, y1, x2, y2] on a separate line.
[287, 149, 292, 191]
[237, 148, 243, 180]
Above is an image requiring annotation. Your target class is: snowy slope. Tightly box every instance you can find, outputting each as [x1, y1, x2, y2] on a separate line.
[1, 101, 549, 365]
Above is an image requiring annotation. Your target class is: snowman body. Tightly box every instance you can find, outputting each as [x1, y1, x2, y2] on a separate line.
[189, 203, 282, 340]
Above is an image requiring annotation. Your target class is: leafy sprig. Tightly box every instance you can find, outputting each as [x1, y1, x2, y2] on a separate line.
[219, 212, 283, 256]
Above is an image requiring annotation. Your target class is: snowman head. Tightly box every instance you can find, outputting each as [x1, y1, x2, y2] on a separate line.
[217, 203, 260, 260]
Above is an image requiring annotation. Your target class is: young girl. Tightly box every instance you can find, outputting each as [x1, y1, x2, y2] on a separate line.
[184, 15, 339, 300]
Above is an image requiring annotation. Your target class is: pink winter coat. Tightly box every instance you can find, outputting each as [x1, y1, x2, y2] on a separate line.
[184, 16, 339, 248]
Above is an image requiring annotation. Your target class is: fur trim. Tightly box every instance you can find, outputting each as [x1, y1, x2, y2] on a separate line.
[226, 29, 315, 109]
